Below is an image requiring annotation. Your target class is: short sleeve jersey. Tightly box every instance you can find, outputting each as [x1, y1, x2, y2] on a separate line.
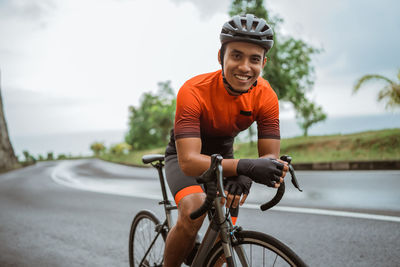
[165, 69, 280, 157]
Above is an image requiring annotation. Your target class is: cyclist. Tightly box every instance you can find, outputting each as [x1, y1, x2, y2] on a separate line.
[163, 14, 288, 266]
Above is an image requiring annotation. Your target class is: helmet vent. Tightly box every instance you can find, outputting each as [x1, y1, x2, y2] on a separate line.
[251, 21, 258, 31]
[241, 19, 247, 29]
[235, 33, 262, 40]
[262, 25, 269, 32]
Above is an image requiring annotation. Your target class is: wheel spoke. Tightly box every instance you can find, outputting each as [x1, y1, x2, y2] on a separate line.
[207, 231, 305, 267]
[263, 247, 265, 266]
[130, 212, 165, 267]
[250, 244, 252, 266]
[272, 253, 278, 266]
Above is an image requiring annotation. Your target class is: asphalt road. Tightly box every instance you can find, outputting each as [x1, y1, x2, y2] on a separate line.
[0, 160, 399, 266]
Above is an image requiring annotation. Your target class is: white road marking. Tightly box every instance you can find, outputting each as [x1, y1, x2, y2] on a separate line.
[243, 204, 400, 223]
[51, 161, 400, 223]
[51, 160, 167, 200]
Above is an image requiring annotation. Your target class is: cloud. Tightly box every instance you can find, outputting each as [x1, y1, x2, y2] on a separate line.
[1, 0, 399, 138]
[264, 0, 400, 119]
[268, 0, 400, 77]
[171, 0, 230, 18]
[0, 0, 55, 22]
[3, 88, 89, 108]
[2, 87, 128, 135]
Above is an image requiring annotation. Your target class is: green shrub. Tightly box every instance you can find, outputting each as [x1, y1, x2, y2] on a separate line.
[47, 152, 54, 161]
[90, 142, 106, 157]
[57, 154, 67, 160]
[22, 150, 36, 163]
[109, 142, 132, 155]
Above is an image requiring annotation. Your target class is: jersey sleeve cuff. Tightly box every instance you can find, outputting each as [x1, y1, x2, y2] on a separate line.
[175, 133, 202, 139]
[258, 134, 281, 140]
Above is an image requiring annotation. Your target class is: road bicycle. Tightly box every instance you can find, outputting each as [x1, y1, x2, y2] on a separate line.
[129, 154, 307, 266]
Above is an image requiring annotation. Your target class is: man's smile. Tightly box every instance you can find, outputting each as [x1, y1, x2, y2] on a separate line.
[234, 74, 252, 81]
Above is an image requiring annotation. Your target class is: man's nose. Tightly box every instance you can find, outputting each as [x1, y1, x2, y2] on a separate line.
[238, 59, 251, 72]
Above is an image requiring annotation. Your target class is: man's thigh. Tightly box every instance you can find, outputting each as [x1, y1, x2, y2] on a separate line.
[165, 154, 204, 206]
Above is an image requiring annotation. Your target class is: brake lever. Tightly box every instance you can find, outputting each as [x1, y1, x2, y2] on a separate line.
[289, 165, 302, 192]
[216, 159, 226, 199]
[280, 155, 303, 192]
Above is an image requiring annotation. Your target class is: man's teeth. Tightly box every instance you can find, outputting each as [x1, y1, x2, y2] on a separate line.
[235, 74, 250, 80]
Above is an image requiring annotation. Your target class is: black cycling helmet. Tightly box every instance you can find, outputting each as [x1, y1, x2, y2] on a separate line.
[220, 14, 274, 52]
[219, 14, 273, 95]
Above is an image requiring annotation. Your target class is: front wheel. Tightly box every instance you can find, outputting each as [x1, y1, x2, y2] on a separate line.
[205, 230, 307, 267]
[129, 210, 166, 267]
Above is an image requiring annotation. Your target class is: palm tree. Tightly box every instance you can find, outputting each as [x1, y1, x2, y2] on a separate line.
[353, 69, 400, 109]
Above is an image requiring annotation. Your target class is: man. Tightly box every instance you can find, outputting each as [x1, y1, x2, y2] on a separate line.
[163, 14, 288, 266]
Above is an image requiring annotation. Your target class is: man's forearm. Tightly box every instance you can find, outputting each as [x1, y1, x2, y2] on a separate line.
[177, 152, 239, 177]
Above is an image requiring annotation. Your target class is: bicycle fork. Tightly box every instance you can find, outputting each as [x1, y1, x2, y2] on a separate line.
[215, 199, 251, 267]
[212, 198, 250, 267]
[191, 196, 238, 267]
[213, 197, 237, 266]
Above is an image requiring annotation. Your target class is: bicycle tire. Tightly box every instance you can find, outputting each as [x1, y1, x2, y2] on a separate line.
[205, 230, 307, 267]
[129, 210, 166, 267]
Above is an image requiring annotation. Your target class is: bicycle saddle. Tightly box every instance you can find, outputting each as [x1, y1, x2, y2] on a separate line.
[142, 154, 165, 164]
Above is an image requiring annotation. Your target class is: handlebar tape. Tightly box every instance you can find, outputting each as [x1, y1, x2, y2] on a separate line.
[260, 182, 285, 211]
[189, 154, 222, 220]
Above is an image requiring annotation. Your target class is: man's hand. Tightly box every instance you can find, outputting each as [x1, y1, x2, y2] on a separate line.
[237, 158, 288, 188]
[221, 175, 252, 209]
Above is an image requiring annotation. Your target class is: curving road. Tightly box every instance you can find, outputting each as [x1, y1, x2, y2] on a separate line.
[0, 159, 399, 266]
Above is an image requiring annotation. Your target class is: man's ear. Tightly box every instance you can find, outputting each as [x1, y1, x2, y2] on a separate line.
[218, 49, 222, 65]
[262, 57, 267, 68]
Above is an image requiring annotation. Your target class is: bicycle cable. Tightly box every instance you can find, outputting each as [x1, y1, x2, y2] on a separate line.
[213, 204, 233, 226]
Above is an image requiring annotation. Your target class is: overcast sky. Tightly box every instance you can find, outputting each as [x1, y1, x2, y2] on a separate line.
[1, 0, 399, 137]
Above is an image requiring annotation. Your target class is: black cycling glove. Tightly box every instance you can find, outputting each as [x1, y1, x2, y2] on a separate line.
[224, 175, 252, 196]
[237, 158, 284, 187]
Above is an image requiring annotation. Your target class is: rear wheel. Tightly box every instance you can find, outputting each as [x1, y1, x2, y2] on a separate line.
[205, 230, 307, 267]
[129, 210, 166, 267]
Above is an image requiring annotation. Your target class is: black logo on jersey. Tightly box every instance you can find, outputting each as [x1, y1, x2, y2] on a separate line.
[240, 110, 252, 116]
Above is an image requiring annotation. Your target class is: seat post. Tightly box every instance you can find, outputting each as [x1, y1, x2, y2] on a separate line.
[154, 161, 170, 204]
[154, 160, 176, 228]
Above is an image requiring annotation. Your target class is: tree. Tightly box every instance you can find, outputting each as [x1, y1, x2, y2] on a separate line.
[295, 98, 327, 137]
[47, 152, 54, 161]
[0, 69, 19, 171]
[125, 81, 176, 150]
[90, 142, 106, 157]
[353, 69, 400, 109]
[229, 0, 327, 136]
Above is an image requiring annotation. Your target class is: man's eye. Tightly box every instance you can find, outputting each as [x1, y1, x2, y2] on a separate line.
[251, 57, 261, 63]
[232, 54, 241, 59]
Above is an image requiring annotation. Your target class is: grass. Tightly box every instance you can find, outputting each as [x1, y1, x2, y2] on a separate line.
[236, 128, 400, 163]
[100, 147, 166, 166]
[100, 128, 400, 166]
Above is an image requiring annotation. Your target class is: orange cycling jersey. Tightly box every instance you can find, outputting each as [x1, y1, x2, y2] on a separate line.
[165, 70, 280, 157]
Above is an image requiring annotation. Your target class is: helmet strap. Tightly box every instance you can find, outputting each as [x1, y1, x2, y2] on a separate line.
[222, 73, 257, 95]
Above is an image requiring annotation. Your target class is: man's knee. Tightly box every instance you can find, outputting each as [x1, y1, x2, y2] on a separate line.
[175, 193, 206, 235]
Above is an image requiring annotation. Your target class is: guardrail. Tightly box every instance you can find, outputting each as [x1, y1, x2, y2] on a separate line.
[293, 160, 400, 170]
